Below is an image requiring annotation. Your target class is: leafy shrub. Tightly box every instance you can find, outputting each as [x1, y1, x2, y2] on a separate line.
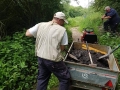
[0, 30, 60, 90]
[0, 30, 37, 90]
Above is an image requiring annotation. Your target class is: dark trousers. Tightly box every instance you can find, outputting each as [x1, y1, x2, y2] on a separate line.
[104, 20, 119, 33]
[37, 57, 70, 90]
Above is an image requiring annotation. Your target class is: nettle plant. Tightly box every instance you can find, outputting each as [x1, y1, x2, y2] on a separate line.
[0, 30, 59, 90]
[0, 30, 37, 90]
[98, 32, 120, 62]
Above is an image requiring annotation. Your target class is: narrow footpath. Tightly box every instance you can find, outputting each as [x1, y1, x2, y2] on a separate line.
[70, 27, 83, 42]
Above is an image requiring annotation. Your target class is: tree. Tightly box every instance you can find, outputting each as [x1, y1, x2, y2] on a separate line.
[0, 0, 65, 38]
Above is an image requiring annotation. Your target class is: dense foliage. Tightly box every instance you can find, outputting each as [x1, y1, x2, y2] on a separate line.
[0, 0, 88, 39]
[0, 30, 59, 90]
[0, 0, 63, 38]
[0, 30, 37, 90]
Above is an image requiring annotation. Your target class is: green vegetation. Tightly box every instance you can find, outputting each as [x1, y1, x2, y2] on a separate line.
[0, 30, 37, 90]
[0, 0, 64, 38]
[0, 30, 59, 90]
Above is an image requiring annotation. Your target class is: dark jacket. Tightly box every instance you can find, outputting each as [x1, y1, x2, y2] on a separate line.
[105, 8, 120, 23]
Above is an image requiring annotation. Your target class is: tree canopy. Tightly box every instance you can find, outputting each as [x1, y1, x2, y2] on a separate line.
[0, 0, 64, 38]
[1, 0, 120, 39]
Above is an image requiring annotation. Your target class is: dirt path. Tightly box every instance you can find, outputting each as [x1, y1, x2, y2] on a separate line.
[70, 27, 83, 42]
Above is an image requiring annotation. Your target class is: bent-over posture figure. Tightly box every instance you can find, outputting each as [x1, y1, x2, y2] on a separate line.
[25, 12, 70, 90]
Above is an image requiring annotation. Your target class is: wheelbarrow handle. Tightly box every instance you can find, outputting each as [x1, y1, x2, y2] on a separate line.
[109, 44, 120, 54]
[86, 41, 94, 64]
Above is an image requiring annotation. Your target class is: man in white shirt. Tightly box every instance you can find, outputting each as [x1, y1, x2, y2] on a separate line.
[25, 12, 70, 90]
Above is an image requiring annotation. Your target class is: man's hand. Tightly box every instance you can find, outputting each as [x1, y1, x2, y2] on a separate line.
[101, 15, 105, 19]
[60, 45, 65, 51]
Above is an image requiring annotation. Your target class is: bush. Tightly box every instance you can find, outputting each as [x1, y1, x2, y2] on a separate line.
[0, 30, 37, 90]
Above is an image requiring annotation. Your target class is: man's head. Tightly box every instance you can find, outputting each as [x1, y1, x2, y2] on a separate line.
[104, 6, 111, 12]
[53, 12, 68, 26]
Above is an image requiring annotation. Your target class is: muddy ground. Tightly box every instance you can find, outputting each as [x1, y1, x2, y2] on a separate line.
[66, 48, 109, 68]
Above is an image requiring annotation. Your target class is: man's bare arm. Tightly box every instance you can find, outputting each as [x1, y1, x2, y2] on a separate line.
[101, 15, 111, 19]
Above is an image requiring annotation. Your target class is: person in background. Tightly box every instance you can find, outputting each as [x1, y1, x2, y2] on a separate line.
[101, 6, 120, 33]
[25, 12, 70, 90]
